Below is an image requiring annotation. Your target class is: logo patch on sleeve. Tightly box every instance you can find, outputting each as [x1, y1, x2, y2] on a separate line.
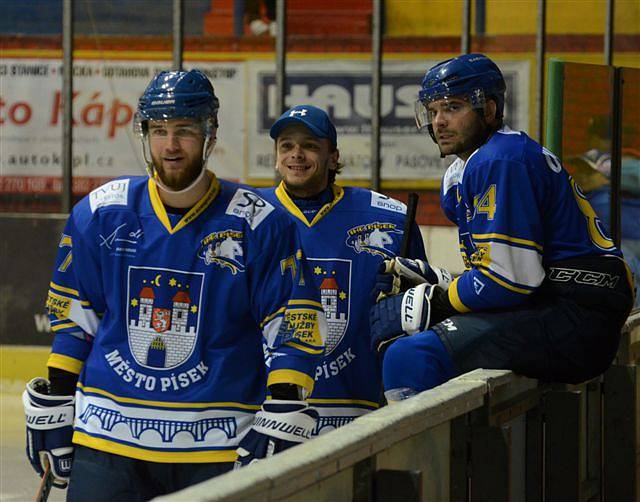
[370, 191, 406, 214]
[225, 188, 274, 230]
[89, 179, 130, 213]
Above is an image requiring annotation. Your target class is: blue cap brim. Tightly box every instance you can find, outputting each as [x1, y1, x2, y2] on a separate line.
[269, 117, 334, 145]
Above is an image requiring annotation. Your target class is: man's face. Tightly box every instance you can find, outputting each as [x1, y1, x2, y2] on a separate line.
[427, 97, 490, 160]
[148, 118, 210, 191]
[275, 123, 338, 198]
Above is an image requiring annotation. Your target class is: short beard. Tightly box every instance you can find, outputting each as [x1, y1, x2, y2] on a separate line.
[152, 157, 203, 192]
[439, 115, 493, 159]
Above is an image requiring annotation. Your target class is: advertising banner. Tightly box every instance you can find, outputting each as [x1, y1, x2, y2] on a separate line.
[0, 59, 245, 193]
[246, 59, 530, 183]
[1, 57, 529, 193]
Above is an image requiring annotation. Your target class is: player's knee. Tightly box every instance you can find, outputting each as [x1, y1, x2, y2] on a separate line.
[382, 331, 457, 392]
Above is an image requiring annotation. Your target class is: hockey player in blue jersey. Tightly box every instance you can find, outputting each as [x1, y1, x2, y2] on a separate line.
[259, 105, 430, 432]
[370, 53, 635, 399]
[23, 70, 326, 500]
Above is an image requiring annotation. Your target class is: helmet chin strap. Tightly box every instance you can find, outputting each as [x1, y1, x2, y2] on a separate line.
[153, 166, 208, 194]
[140, 135, 216, 194]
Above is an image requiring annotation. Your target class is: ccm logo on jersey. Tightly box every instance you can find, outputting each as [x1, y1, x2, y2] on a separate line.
[89, 179, 130, 213]
[548, 267, 619, 289]
[225, 189, 274, 230]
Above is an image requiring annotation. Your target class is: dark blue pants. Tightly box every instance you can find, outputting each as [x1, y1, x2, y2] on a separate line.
[383, 256, 633, 391]
[66, 445, 234, 501]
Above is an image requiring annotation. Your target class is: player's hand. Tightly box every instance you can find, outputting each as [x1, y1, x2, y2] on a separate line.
[369, 283, 435, 353]
[372, 257, 452, 303]
[234, 400, 318, 469]
[23, 377, 75, 488]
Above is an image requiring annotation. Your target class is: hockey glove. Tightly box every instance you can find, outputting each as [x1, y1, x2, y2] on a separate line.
[373, 257, 452, 302]
[370, 283, 435, 353]
[23, 377, 75, 488]
[234, 400, 318, 469]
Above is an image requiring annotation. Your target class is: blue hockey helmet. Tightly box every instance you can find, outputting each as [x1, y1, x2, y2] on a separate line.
[134, 69, 219, 135]
[415, 53, 506, 134]
[134, 69, 220, 190]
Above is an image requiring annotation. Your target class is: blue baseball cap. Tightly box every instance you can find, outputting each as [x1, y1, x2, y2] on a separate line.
[270, 105, 337, 147]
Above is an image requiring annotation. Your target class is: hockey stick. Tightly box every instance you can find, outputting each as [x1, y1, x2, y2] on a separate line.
[35, 464, 53, 502]
[400, 193, 419, 258]
[378, 192, 420, 406]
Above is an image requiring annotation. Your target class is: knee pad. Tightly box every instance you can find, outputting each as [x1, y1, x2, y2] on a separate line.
[382, 330, 457, 392]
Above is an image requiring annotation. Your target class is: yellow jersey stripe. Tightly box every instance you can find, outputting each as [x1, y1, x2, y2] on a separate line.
[260, 307, 285, 328]
[477, 268, 534, 295]
[275, 182, 345, 228]
[148, 171, 220, 235]
[285, 341, 324, 355]
[448, 277, 471, 313]
[49, 281, 80, 297]
[51, 321, 79, 332]
[47, 353, 84, 375]
[288, 299, 323, 309]
[73, 432, 238, 463]
[267, 369, 315, 395]
[77, 384, 262, 410]
[472, 233, 543, 252]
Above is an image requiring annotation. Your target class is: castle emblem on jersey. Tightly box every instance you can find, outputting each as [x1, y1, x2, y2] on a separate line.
[198, 230, 245, 274]
[345, 222, 401, 258]
[127, 266, 204, 369]
[310, 258, 351, 354]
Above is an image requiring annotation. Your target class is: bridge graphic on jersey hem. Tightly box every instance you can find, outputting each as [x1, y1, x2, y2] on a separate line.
[314, 415, 358, 435]
[78, 404, 237, 442]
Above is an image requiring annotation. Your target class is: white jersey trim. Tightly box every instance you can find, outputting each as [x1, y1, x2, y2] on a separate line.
[487, 241, 545, 289]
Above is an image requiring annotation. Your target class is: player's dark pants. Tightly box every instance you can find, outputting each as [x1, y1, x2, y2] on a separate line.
[384, 256, 634, 390]
[66, 445, 234, 501]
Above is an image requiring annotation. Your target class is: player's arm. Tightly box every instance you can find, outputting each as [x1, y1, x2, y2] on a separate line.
[259, 242, 325, 397]
[447, 159, 546, 313]
[24, 210, 103, 489]
[373, 211, 453, 302]
[236, 217, 326, 467]
[46, 213, 103, 376]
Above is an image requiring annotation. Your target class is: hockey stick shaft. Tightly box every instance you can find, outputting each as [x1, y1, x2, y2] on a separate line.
[377, 192, 420, 406]
[400, 192, 419, 258]
[35, 464, 53, 502]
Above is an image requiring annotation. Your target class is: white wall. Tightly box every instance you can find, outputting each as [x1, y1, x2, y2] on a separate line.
[419, 225, 465, 275]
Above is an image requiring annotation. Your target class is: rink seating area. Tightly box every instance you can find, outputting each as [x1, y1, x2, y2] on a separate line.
[158, 310, 640, 502]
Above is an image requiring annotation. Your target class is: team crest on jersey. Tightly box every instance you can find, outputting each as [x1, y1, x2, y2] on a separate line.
[311, 258, 351, 355]
[345, 222, 400, 258]
[127, 266, 204, 369]
[198, 230, 245, 274]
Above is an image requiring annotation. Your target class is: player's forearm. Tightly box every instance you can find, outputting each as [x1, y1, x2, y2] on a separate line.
[48, 367, 79, 396]
[448, 269, 532, 312]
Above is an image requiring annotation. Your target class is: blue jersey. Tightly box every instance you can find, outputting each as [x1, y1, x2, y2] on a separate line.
[260, 183, 426, 434]
[441, 126, 623, 313]
[45, 173, 325, 463]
